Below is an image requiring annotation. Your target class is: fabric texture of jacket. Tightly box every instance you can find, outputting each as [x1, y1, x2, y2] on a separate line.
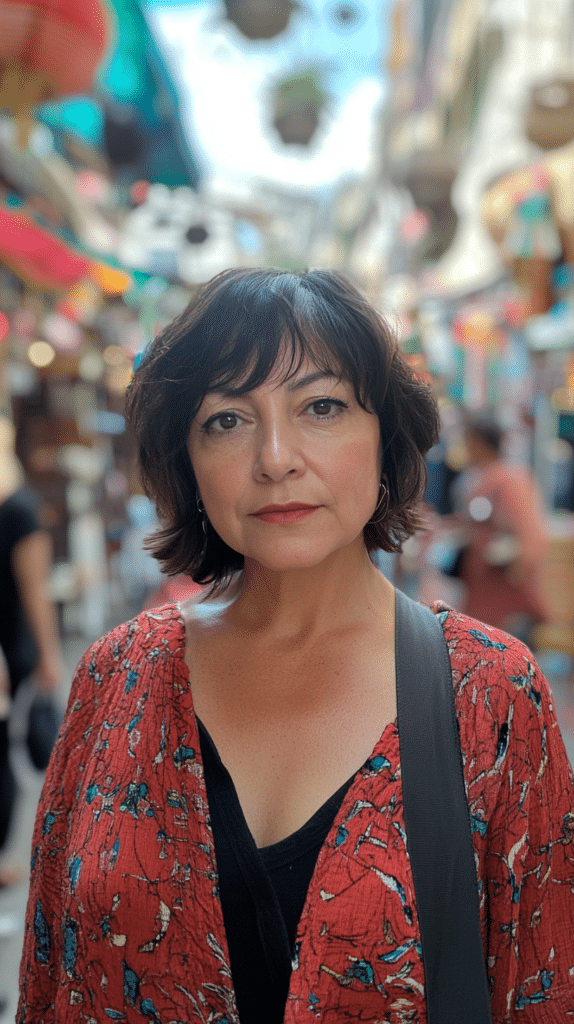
[17, 602, 574, 1023]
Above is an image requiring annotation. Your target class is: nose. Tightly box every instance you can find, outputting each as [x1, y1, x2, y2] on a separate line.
[252, 415, 305, 482]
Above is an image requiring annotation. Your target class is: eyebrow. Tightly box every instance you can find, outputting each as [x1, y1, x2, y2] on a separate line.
[207, 370, 342, 399]
[286, 370, 341, 391]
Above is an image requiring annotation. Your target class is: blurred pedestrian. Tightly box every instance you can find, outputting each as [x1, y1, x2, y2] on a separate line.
[0, 417, 64, 876]
[18, 270, 574, 1023]
[456, 410, 549, 642]
[0, 639, 23, 1018]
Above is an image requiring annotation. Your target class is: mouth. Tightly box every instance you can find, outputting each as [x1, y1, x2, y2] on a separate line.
[251, 503, 320, 524]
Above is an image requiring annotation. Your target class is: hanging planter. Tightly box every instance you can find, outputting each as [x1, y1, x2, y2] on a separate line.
[224, 0, 295, 40]
[0, 0, 110, 145]
[525, 79, 574, 151]
[271, 69, 328, 146]
[398, 150, 458, 211]
[396, 150, 459, 261]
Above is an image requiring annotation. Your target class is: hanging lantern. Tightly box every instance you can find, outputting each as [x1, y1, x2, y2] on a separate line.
[525, 79, 574, 151]
[224, 0, 296, 40]
[0, 0, 110, 145]
[271, 69, 328, 147]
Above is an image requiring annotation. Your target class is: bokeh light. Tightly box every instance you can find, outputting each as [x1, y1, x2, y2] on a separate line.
[27, 340, 56, 368]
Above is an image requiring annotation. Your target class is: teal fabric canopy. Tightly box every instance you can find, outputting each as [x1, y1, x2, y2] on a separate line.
[37, 0, 201, 188]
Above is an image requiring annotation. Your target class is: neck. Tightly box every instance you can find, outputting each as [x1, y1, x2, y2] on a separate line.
[226, 541, 394, 642]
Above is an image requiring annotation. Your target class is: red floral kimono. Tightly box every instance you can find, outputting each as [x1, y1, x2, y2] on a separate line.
[17, 603, 574, 1023]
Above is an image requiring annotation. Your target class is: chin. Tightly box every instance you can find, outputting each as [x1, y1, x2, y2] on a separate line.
[252, 553, 331, 572]
[243, 535, 357, 573]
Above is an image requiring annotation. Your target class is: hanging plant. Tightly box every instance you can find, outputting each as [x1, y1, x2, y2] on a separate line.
[396, 150, 459, 261]
[224, 0, 296, 40]
[271, 69, 328, 146]
[525, 79, 574, 151]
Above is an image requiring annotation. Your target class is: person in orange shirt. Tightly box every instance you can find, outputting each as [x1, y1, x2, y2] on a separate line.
[457, 410, 549, 641]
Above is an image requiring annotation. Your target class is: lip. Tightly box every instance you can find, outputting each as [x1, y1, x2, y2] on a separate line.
[251, 502, 320, 524]
[253, 503, 319, 514]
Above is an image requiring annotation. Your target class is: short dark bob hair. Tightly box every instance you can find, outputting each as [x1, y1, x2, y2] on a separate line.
[124, 267, 440, 588]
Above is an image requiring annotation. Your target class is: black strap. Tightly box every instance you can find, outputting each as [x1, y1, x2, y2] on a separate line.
[395, 588, 492, 1024]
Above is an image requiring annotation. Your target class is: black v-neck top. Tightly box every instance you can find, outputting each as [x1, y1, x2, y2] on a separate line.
[197, 718, 356, 1024]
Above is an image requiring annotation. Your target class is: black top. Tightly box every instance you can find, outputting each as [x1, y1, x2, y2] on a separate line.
[197, 718, 356, 1024]
[0, 487, 41, 687]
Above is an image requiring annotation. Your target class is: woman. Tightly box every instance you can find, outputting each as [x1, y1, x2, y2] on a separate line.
[18, 270, 574, 1023]
[457, 411, 549, 639]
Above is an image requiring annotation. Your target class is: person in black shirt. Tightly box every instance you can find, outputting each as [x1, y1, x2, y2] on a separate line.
[0, 418, 63, 872]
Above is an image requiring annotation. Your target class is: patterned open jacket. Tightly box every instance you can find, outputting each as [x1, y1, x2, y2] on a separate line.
[17, 602, 574, 1023]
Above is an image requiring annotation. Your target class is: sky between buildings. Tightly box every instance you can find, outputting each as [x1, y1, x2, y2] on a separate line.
[144, 0, 389, 191]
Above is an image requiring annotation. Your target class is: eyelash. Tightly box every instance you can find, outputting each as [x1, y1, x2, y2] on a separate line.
[201, 398, 348, 434]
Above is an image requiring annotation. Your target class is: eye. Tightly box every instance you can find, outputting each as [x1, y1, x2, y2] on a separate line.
[307, 398, 346, 418]
[203, 412, 242, 433]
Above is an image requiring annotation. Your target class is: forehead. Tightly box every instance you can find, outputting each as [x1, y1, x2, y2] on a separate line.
[204, 345, 345, 399]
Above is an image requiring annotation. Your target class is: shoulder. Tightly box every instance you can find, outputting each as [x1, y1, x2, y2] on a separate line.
[59, 604, 187, 746]
[430, 599, 535, 670]
[432, 604, 569, 782]
[434, 604, 546, 710]
[68, 603, 185, 710]
[79, 603, 185, 677]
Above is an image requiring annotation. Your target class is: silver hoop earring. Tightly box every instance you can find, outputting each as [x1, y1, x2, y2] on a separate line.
[369, 479, 389, 526]
[196, 492, 208, 536]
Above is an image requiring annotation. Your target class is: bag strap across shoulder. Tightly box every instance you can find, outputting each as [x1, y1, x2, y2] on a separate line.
[394, 587, 492, 1024]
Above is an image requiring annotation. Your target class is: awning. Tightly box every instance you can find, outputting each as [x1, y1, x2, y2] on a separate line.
[0, 205, 90, 290]
[0, 203, 133, 294]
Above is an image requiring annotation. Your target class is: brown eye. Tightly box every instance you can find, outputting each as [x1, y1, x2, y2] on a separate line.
[203, 412, 242, 433]
[218, 414, 238, 430]
[308, 399, 346, 418]
[312, 400, 333, 416]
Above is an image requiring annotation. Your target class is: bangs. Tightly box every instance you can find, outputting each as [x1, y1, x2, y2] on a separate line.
[190, 271, 378, 408]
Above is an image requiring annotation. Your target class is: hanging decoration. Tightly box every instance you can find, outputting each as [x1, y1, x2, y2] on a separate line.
[397, 150, 459, 261]
[223, 0, 296, 40]
[525, 79, 574, 151]
[90, 260, 132, 297]
[328, 1, 365, 30]
[271, 69, 328, 146]
[481, 165, 561, 316]
[0, 0, 111, 145]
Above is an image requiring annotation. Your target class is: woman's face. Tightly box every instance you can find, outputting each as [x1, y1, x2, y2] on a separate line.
[187, 354, 382, 572]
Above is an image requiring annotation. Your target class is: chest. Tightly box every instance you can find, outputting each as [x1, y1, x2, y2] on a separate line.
[185, 629, 396, 846]
[63, 695, 428, 1024]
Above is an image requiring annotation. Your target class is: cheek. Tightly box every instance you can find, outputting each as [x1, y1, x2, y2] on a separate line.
[327, 435, 381, 498]
[191, 451, 245, 521]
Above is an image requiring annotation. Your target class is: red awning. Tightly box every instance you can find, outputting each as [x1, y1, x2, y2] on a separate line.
[0, 205, 90, 290]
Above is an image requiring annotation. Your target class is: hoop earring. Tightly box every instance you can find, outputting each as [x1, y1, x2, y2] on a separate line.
[369, 479, 389, 526]
[196, 492, 208, 536]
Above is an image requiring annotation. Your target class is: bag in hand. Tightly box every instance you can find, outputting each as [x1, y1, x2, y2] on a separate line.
[26, 695, 61, 770]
